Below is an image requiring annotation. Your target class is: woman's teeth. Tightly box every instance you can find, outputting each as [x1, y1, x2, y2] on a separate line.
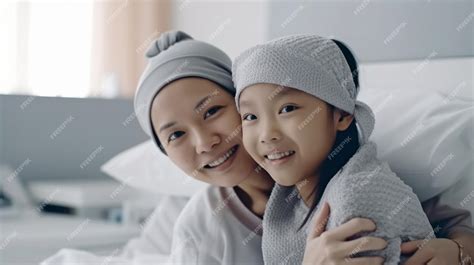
[266, 151, 295, 160]
[206, 146, 237, 168]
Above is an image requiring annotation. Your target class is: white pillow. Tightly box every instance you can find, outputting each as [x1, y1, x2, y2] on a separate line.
[101, 140, 208, 197]
[359, 87, 473, 201]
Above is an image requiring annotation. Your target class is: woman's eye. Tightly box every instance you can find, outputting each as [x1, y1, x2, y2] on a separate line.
[168, 131, 185, 142]
[204, 106, 223, 119]
[242, 114, 257, 121]
[280, 105, 299, 114]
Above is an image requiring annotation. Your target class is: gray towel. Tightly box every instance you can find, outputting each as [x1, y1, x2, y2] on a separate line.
[262, 142, 434, 265]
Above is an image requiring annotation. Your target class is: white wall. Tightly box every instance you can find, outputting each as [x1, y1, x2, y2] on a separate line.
[266, 0, 473, 62]
[171, 0, 269, 60]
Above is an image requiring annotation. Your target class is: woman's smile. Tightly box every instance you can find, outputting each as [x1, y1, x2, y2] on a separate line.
[202, 144, 240, 172]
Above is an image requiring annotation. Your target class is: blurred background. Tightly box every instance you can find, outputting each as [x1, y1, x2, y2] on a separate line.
[1, 0, 471, 98]
[0, 0, 472, 264]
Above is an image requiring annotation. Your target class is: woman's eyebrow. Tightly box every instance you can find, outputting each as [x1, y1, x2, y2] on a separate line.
[194, 94, 214, 112]
[159, 121, 176, 133]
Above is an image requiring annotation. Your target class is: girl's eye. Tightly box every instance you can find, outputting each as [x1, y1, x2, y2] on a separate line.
[242, 114, 257, 121]
[168, 131, 185, 142]
[280, 105, 299, 114]
[204, 106, 223, 119]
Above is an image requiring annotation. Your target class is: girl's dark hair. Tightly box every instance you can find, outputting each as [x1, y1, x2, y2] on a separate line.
[298, 39, 361, 230]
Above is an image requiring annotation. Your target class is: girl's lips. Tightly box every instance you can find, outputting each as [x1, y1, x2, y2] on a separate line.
[264, 151, 295, 166]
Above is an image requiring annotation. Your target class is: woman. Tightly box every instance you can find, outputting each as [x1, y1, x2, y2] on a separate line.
[134, 30, 474, 264]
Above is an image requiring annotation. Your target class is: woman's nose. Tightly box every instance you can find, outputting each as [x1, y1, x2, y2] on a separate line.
[195, 130, 220, 154]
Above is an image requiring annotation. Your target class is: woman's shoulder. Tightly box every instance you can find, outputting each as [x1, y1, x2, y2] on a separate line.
[176, 186, 225, 220]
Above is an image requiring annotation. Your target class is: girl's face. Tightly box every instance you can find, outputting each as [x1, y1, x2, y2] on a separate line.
[239, 84, 353, 186]
[151, 77, 260, 187]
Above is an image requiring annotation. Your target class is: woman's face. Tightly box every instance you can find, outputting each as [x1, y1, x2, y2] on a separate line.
[239, 84, 351, 186]
[151, 77, 260, 187]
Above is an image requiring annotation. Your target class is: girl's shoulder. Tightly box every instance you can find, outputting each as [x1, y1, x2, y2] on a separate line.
[324, 141, 419, 206]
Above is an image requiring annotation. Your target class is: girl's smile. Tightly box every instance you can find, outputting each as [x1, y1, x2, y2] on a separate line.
[264, 149, 295, 165]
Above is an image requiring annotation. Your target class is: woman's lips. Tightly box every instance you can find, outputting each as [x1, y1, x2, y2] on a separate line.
[203, 145, 239, 171]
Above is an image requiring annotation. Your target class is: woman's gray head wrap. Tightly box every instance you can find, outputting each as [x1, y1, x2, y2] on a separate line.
[233, 34, 375, 144]
[134, 30, 235, 147]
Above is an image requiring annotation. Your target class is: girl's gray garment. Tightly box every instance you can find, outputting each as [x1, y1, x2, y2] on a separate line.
[262, 142, 434, 265]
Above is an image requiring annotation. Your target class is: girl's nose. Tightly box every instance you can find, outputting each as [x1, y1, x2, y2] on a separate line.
[259, 124, 282, 144]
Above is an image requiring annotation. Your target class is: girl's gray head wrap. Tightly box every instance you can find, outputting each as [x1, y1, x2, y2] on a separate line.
[233, 34, 375, 144]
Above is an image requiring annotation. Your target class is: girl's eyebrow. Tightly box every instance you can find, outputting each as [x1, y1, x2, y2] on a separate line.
[239, 100, 253, 108]
[240, 87, 294, 107]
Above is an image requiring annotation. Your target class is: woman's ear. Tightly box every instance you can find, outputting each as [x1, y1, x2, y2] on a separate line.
[333, 109, 354, 132]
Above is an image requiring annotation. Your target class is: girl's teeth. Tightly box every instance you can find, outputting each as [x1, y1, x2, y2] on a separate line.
[267, 151, 294, 160]
[207, 147, 236, 168]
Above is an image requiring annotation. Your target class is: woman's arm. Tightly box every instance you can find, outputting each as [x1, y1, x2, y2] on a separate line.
[401, 195, 474, 264]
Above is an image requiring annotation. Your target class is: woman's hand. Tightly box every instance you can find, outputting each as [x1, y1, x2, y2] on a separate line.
[401, 238, 459, 265]
[302, 202, 387, 265]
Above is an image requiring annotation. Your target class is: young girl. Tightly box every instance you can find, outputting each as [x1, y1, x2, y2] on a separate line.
[233, 34, 438, 264]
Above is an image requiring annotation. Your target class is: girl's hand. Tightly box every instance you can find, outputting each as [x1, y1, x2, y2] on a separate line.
[302, 202, 387, 265]
[401, 238, 459, 265]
